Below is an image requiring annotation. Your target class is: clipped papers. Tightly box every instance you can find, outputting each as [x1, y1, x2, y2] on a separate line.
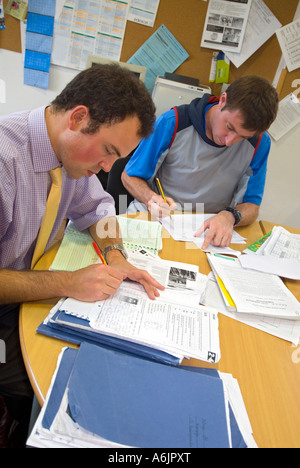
[27, 343, 257, 448]
[207, 253, 300, 320]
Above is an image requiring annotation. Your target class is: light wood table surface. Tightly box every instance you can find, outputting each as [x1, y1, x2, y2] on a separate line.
[20, 214, 300, 448]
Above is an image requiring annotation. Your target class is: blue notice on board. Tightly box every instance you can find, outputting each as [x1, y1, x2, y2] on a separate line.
[24, 0, 56, 89]
[128, 24, 189, 93]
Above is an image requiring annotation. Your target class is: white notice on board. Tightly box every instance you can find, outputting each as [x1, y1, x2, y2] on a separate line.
[201, 0, 252, 54]
[268, 93, 300, 141]
[276, 19, 300, 72]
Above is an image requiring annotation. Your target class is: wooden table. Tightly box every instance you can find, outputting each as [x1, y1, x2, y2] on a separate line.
[20, 214, 300, 448]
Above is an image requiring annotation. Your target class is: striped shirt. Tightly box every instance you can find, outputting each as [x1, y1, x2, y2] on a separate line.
[0, 106, 115, 270]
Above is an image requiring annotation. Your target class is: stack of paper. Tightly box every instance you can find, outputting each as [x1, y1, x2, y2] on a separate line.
[207, 253, 300, 320]
[242, 226, 300, 280]
[38, 271, 220, 365]
[50, 217, 163, 271]
[27, 342, 257, 448]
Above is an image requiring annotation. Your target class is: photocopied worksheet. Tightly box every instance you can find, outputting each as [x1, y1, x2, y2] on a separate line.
[57, 280, 220, 363]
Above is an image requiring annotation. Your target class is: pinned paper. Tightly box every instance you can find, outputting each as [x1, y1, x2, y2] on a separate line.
[24, 0, 56, 89]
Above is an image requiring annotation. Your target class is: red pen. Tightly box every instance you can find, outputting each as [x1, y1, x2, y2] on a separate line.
[92, 241, 107, 265]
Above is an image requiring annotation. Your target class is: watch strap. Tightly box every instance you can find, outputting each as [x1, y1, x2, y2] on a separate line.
[102, 244, 128, 262]
[224, 207, 242, 226]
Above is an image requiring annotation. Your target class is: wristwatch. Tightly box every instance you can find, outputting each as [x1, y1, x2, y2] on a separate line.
[224, 207, 242, 226]
[102, 244, 128, 263]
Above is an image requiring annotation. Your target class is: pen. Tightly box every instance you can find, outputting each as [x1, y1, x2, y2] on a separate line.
[156, 177, 172, 218]
[92, 241, 107, 265]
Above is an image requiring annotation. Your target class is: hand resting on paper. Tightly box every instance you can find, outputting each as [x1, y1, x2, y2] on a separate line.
[194, 211, 235, 250]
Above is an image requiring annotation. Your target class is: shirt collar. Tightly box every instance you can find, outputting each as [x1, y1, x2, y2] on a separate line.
[28, 106, 60, 173]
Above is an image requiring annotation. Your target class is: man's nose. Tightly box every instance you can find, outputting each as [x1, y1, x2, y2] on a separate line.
[225, 131, 240, 146]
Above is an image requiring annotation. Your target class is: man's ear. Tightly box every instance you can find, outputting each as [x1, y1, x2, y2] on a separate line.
[218, 92, 228, 110]
[69, 106, 89, 130]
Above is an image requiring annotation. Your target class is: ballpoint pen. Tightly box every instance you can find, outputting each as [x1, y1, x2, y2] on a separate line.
[92, 241, 107, 265]
[156, 177, 172, 218]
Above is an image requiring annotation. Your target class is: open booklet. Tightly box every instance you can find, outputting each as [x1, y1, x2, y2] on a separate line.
[50, 217, 163, 271]
[41, 273, 220, 364]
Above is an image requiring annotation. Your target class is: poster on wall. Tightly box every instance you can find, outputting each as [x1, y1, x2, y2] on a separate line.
[201, 0, 252, 54]
[51, 0, 129, 71]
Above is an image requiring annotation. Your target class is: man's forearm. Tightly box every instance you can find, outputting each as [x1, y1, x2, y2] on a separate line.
[0, 269, 72, 305]
[121, 171, 155, 206]
[235, 202, 260, 226]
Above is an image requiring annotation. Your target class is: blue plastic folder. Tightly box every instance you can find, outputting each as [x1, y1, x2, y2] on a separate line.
[66, 343, 231, 448]
[39, 344, 247, 448]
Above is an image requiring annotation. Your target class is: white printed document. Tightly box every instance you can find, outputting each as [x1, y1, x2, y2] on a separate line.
[207, 253, 300, 320]
[201, 0, 252, 54]
[226, 0, 281, 68]
[240, 226, 300, 280]
[161, 213, 246, 255]
[276, 19, 300, 72]
[55, 280, 220, 363]
[128, 0, 160, 27]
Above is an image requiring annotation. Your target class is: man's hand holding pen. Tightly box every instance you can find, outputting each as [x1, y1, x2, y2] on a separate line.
[147, 194, 177, 218]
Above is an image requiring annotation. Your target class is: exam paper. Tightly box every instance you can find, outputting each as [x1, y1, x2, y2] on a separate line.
[240, 255, 300, 280]
[160, 213, 246, 254]
[259, 226, 300, 260]
[207, 254, 300, 320]
[241, 226, 300, 279]
[204, 273, 300, 345]
[60, 279, 220, 363]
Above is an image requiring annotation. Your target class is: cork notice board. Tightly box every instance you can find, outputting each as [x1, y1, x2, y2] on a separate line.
[120, 0, 299, 94]
[0, 0, 298, 94]
[0, 0, 22, 53]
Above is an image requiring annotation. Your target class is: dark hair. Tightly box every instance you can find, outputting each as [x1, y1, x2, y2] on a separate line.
[51, 63, 156, 138]
[222, 75, 279, 133]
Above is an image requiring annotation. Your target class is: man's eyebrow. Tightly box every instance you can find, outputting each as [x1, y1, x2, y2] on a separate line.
[228, 122, 254, 139]
[109, 145, 121, 157]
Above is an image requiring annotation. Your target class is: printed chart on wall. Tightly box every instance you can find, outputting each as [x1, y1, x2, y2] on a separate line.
[52, 0, 130, 70]
[201, 0, 252, 54]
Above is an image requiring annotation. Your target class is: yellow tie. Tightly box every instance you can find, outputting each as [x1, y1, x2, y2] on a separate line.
[31, 167, 62, 270]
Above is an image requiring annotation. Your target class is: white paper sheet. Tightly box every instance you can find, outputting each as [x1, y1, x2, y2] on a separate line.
[226, 0, 281, 68]
[201, 0, 252, 54]
[276, 19, 300, 72]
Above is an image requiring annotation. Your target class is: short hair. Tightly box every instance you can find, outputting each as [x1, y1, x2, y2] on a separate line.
[51, 63, 156, 138]
[222, 75, 279, 134]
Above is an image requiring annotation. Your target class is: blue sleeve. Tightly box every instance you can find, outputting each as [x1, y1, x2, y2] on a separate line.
[243, 132, 271, 205]
[125, 109, 177, 181]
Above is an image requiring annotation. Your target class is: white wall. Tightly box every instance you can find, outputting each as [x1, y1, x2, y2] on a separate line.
[0, 49, 77, 113]
[0, 48, 300, 229]
[260, 124, 300, 229]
